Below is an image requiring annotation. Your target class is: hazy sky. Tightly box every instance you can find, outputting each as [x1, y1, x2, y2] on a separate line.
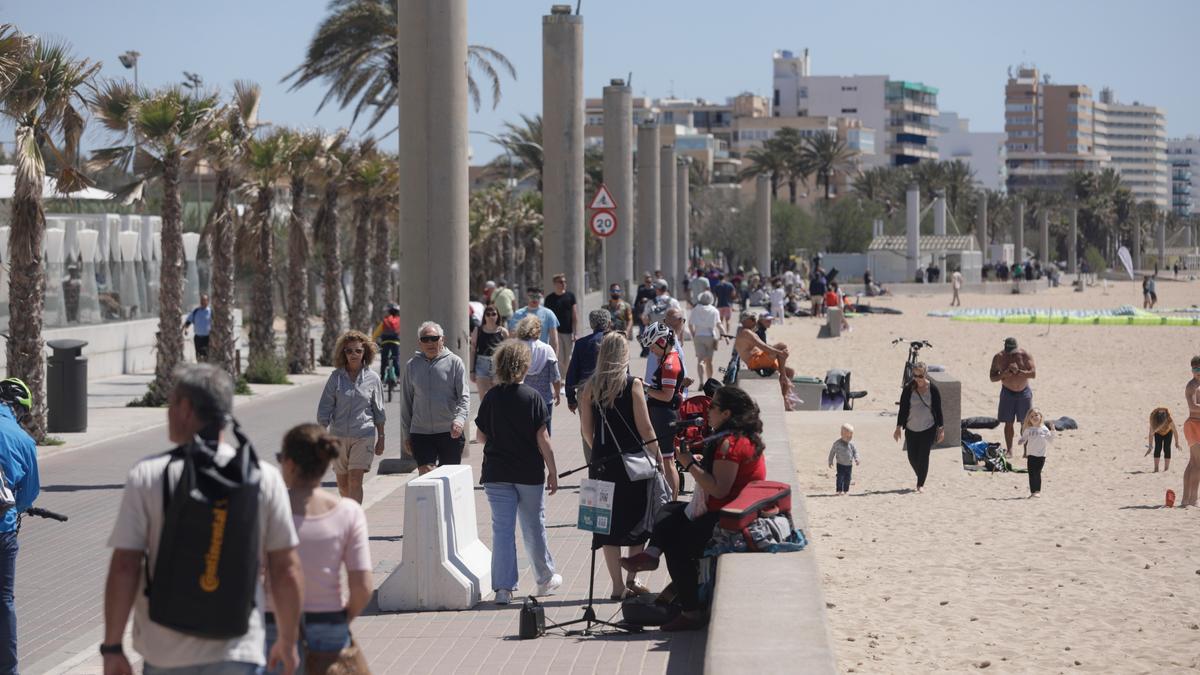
[4, 0, 1197, 161]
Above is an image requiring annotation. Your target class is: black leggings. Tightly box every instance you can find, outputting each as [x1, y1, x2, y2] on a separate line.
[650, 502, 719, 612]
[1154, 432, 1173, 459]
[1027, 455, 1045, 493]
[905, 427, 936, 488]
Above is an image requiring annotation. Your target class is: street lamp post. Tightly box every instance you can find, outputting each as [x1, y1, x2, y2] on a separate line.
[118, 50, 141, 171]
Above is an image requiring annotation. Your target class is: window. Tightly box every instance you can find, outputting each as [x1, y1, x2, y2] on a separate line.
[841, 108, 857, 114]
[798, 86, 808, 99]
[841, 85, 857, 92]
[773, 89, 780, 107]
[1006, 103, 1033, 112]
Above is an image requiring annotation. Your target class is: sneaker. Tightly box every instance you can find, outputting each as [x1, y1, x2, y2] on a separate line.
[494, 589, 512, 605]
[535, 574, 562, 596]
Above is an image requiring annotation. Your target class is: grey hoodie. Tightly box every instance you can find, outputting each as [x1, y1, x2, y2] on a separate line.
[400, 348, 470, 439]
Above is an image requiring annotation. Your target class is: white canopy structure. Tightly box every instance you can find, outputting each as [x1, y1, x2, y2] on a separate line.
[0, 165, 114, 201]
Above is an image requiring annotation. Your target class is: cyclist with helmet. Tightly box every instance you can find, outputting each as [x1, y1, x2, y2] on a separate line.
[641, 323, 683, 499]
[0, 378, 39, 671]
[372, 304, 403, 387]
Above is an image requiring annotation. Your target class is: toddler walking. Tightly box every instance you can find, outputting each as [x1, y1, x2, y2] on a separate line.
[1145, 407, 1181, 472]
[827, 423, 860, 495]
[1019, 408, 1054, 497]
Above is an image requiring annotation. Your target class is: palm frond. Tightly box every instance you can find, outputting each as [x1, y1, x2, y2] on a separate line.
[232, 79, 261, 128]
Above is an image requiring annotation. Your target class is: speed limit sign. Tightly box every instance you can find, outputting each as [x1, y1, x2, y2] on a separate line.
[590, 210, 617, 238]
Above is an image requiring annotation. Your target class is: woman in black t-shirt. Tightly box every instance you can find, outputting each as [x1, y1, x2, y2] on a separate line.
[475, 340, 562, 605]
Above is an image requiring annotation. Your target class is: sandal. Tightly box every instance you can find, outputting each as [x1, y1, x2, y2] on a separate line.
[609, 588, 634, 601]
[620, 552, 660, 572]
[626, 578, 651, 596]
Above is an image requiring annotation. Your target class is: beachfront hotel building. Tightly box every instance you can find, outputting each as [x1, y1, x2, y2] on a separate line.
[935, 111, 1006, 191]
[772, 48, 939, 167]
[1166, 137, 1198, 216]
[1004, 66, 1169, 209]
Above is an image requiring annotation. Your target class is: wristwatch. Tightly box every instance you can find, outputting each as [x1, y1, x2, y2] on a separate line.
[99, 643, 124, 656]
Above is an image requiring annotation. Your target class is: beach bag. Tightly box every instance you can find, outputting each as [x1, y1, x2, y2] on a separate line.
[621, 593, 680, 626]
[305, 637, 371, 675]
[599, 402, 658, 482]
[147, 421, 262, 639]
[518, 596, 545, 640]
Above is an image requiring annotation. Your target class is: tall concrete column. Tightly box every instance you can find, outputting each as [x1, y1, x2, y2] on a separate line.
[1068, 208, 1078, 274]
[602, 79, 633, 293]
[1014, 199, 1025, 263]
[635, 121, 660, 278]
[676, 159, 690, 292]
[933, 191, 946, 280]
[398, 0, 468, 357]
[1157, 213, 1166, 269]
[755, 174, 771, 277]
[659, 145, 676, 289]
[1132, 223, 1142, 272]
[542, 6, 584, 295]
[1039, 209, 1050, 263]
[976, 192, 988, 262]
[906, 184, 920, 281]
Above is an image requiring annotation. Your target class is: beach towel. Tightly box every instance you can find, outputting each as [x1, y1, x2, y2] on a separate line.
[962, 416, 1001, 430]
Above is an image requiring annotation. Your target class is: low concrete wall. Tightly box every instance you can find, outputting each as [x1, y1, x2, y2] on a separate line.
[882, 280, 1041, 296]
[704, 379, 837, 674]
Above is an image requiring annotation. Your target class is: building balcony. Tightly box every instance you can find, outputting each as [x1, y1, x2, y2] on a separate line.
[887, 99, 937, 117]
[888, 141, 938, 158]
[887, 120, 937, 136]
[1174, 184, 1192, 195]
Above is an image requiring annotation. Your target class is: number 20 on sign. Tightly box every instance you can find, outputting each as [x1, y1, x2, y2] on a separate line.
[590, 210, 617, 238]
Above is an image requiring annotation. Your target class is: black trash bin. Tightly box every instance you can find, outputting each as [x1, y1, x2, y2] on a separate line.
[47, 338, 88, 433]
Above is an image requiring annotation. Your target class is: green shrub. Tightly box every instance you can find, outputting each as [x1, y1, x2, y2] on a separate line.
[234, 377, 253, 395]
[1084, 245, 1107, 275]
[243, 355, 292, 385]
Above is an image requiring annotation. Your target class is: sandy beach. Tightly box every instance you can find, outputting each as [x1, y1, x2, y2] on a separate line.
[759, 278, 1200, 673]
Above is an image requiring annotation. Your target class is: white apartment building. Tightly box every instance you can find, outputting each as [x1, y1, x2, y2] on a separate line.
[936, 112, 1006, 191]
[1167, 137, 1198, 216]
[1093, 88, 1168, 210]
[772, 49, 939, 168]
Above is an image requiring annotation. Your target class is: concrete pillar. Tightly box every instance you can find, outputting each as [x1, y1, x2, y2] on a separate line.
[1068, 208, 1078, 274]
[1014, 199, 1025, 263]
[906, 184, 920, 282]
[398, 0, 469, 359]
[542, 6, 584, 296]
[1039, 209, 1050, 264]
[602, 79, 634, 293]
[1132, 223, 1142, 272]
[1157, 213, 1166, 268]
[635, 121, 660, 278]
[659, 145, 677, 290]
[976, 193, 988, 261]
[933, 191, 946, 280]
[676, 159, 690, 292]
[755, 174, 771, 278]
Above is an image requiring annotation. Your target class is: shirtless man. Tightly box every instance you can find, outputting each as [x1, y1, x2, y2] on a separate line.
[733, 310, 801, 410]
[989, 337, 1036, 456]
[1180, 355, 1200, 507]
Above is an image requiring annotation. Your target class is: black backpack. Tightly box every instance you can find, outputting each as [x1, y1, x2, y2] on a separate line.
[147, 421, 262, 639]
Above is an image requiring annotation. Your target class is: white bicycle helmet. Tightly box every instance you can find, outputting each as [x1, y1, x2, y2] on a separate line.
[639, 322, 674, 350]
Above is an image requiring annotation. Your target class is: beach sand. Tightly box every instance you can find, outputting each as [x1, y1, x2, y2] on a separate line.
[760, 278, 1200, 673]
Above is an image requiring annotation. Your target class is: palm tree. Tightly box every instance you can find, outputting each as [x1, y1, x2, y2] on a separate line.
[738, 143, 787, 200]
[1, 34, 97, 439]
[370, 156, 398, 323]
[284, 129, 323, 374]
[312, 132, 351, 365]
[285, 0, 516, 130]
[193, 82, 259, 377]
[345, 141, 385, 330]
[801, 131, 858, 200]
[494, 114, 544, 191]
[240, 128, 295, 378]
[941, 159, 976, 221]
[770, 128, 811, 204]
[92, 82, 217, 405]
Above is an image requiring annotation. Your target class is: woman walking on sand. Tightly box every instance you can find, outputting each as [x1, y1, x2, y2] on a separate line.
[894, 362, 944, 493]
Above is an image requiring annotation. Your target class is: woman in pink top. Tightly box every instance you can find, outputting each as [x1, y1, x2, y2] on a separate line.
[266, 424, 372, 671]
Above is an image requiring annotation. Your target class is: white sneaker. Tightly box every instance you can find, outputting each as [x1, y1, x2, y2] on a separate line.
[535, 574, 563, 596]
[494, 589, 513, 605]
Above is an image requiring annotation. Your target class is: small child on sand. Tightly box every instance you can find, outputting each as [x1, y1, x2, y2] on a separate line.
[1145, 407, 1181, 473]
[1019, 408, 1054, 497]
[827, 423, 860, 495]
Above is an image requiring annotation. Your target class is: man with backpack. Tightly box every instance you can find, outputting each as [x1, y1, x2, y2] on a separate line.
[0, 378, 40, 672]
[102, 364, 302, 675]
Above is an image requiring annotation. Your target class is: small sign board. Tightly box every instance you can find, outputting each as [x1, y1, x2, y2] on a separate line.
[577, 478, 615, 534]
[590, 210, 617, 238]
[589, 184, 617, 210]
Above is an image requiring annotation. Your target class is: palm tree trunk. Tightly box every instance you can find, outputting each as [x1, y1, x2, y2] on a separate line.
[824, 172, 833, 200]
[349, 197, 371, 331]
[318, 183, 342, 365]
[208, 170, 237, 376]
[144, 152, 186, 405]
[285, 176, 310, 374]
[248, 186, 275, 373]
[788, 178, 797, 205]
[369, 198, 389, 323]
[7, 152, 48, 441]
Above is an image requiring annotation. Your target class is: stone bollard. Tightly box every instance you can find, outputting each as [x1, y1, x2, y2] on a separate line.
[818, 307, 843, 339]
[928, 371, 961, 448]
[376, 465, 491, 611]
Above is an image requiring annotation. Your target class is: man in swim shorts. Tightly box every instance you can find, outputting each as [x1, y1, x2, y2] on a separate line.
[990, 337, 1036, 456]
[1181, 355, 1200, 507]
[733, 311, 801, 410]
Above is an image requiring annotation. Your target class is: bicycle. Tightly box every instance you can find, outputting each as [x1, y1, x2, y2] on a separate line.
[379, 340, 401, 403]
[891, 337, 932, 388]
[16, 507, 68, 534]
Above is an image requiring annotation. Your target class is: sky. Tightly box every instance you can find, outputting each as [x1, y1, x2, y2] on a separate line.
[3, 0, 1198, 162]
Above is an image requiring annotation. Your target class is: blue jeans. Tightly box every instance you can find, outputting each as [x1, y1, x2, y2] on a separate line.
[264, 617, 351, 675]
[0, 531, 17, 674]
[144, 663, 261, 675]
[484, 482, 556, 591]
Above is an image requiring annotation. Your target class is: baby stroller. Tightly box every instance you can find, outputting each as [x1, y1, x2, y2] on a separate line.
[822, 369, 868, 411]
[673, 390, 716, 493]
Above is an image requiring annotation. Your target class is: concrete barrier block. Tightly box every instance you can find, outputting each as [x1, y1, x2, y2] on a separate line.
[792, 381, 823, 411]
[928, 371, 961, 448]
[376, 464, 491, 611]
[825, 308, 842, 338]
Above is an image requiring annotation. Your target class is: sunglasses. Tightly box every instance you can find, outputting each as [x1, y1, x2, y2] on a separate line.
[419, 335, 442, 343]
[344, 347, 364, 354]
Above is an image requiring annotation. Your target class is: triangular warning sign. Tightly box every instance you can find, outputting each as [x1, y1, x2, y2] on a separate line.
[589, 184, 617, 210]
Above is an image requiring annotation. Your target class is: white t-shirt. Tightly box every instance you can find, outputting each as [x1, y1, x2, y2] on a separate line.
[689, 304, 720, 337]
[769, 288, 786, 311]
[952, 271, 964, 290]
[783, 270, 796, 287]
[1020, 426, 1054, 457]
[107, 443, 298, 669]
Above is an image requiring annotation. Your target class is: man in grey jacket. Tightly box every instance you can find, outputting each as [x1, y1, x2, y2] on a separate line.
[401, 321, 471, 475]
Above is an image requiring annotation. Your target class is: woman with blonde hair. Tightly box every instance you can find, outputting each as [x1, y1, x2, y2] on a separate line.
[476, 339, 562, 604]
[515, 315, 563, 434]
[579, 332, 664, 600]
[317, 330, 386, 503]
